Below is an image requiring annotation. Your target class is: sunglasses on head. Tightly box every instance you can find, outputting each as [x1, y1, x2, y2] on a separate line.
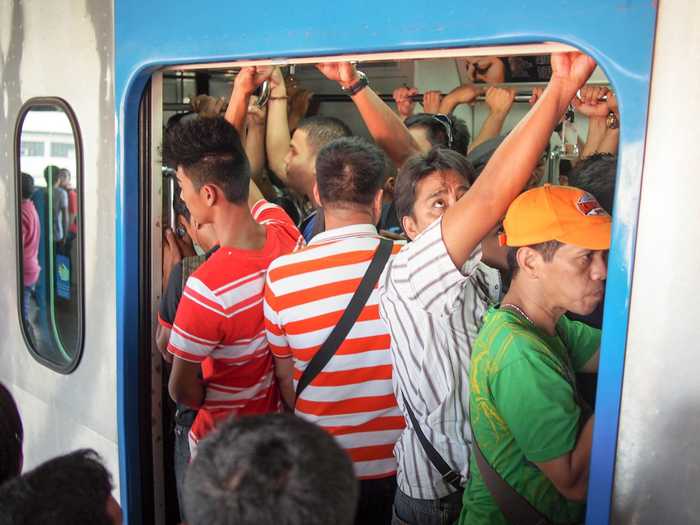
[430, 113, 454, 150]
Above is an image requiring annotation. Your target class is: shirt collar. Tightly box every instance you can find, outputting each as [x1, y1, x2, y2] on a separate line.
[309, 223, 378, 245]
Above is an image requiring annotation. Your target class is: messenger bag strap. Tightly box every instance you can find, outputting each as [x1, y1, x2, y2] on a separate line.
[469, 422, 552, 525]
[402, 393, 463, 491]
[295, 238, 393, 399]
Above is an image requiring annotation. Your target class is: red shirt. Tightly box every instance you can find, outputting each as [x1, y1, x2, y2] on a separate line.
[168, 200, 302, 446]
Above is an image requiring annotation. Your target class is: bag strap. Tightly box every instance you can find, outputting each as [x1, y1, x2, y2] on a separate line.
[402, 393, 463, 491]
[295, 238, 393, 399]
[469, 422, 552, 525]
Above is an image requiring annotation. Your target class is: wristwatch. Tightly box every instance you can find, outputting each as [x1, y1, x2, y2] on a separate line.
[606, 111, 619, 130]
[341, 71, 368, 96]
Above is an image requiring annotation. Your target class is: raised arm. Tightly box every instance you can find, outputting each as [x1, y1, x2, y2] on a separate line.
[265, 67, 293, 185]
[438, 83, 482, 115]
[317, 62, 421, 168]
[225, 66, 274, 136]
[441, 52, 597, 268]
[468, 86, 515, 153]
[573, 85, 611, 158]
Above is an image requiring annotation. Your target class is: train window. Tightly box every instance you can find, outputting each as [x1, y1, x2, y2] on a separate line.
[15, 99, 85, 373]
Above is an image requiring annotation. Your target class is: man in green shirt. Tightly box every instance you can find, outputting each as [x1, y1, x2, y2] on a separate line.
[460, 184, 611, 525]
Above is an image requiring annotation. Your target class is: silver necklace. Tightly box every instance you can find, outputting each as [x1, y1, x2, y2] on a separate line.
[500, 303, 535, 325]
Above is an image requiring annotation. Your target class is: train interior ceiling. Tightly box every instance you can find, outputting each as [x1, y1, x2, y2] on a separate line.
[149, 50, 612, 523]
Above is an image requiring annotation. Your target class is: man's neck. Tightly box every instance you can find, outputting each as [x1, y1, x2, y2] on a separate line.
[500, 280, 566, 337]
[323, 206, 375, 232]
[211, 202, 266, 251]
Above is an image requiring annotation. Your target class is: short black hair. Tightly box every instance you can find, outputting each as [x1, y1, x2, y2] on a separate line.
[43, 165, 60, 185]
[394, 147, 475, 222]
[184, 413, 358, 525]
[296, 116, 352, 154]
[568, 153, 617, 214]
[506, 240, 563, 277]
[0, 383, 23, 485]
[405, 113, 470, 154]
[162, 116, 250, 205]
[21, 172, 35, 200]
[316, 136, 387, 209]
[0, 449, 115, 525]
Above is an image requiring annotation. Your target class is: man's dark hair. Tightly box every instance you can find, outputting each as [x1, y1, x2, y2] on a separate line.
[506, 240, 563, 277]
[405, 113, 470, 154]
[568, 153, 616, 214]
[296, 116, 352, 154]
[184, 413, 358, 525]
[394, 147, 475, 223]
[162, 116, 250, 205]
[21, 172, 35, 200]
[316, 136, 387, 209]
[0, 449, 114, 525]
[0, 383, 23, 485]
[43, 165, 60, 186]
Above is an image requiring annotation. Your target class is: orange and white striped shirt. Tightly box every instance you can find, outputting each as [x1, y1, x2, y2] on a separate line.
[264, 224, 405, 480]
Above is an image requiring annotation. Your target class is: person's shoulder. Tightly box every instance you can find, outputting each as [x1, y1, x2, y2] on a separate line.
[476, 308, 547, 359]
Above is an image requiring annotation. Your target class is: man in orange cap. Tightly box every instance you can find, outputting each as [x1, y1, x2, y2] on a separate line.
[459, 184, 610, 525]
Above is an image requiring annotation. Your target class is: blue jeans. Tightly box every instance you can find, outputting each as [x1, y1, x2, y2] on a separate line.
[392, 487, 464, 525]
[174, 423, 191, 512]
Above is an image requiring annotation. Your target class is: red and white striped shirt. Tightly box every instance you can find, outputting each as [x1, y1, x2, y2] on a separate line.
[168, 200, 302, 447]
[264, 224, 405, 480]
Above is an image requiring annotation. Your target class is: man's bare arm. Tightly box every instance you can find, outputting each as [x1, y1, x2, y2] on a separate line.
[440, 52, 597, 269]
[265, 67, 292, 185]
[273, 356, 296, 410]
[469, 87, 515, 153]
[168, 357, 205, 409]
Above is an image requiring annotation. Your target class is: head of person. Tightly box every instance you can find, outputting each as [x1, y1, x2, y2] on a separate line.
[162, 116, 250, 226]
[21, 172, 35, 200]
[467, 134, 547, 187]
[172, 185, 217, 252]
[313, 136, 387, 222]
[567, 153, 616, 214]
[43, 165, 60, 187]
[405, 113, 470, 155]
[0, 383, 23, 484]
[502, 185, 611, 316]
[394, 147, 474, 240]
[464, 56, 507, 84]
[285, 116, 352, 199]
[57, 168, 71, 189]
[183, 413, 358, 525]
[0, 449, 122, 525]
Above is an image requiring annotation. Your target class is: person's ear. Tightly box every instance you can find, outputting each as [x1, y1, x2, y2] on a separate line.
[402, 214, 419, 241]
[201, 184, 217, 207]
[383, 176, 396, 196]
[312, 181, 321, 208]
[516, 247, 543, 279]
[372, 189, 384, 223]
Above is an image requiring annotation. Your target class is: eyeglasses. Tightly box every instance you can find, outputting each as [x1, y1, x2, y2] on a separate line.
[431, 114, 454, 150]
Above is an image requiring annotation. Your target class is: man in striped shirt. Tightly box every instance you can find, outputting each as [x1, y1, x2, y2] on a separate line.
[378, 52, 598, 524]
[163, 110, 302, 453]
[264, 137, 404, 524]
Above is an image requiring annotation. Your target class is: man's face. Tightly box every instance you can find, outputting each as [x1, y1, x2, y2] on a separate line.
[284, 129, 316, 198]
[403, 169, 469, 240]
[176, 167, 211, 225]
[537, 244, 608, 315]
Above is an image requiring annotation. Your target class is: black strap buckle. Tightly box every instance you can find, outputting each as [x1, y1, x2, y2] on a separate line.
[441, 469, 461, 487]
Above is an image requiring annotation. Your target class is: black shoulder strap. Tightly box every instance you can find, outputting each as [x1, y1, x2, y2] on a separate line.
[469, 422, 552, 525]
[295, 238, 393, 399]
[402, 393, 463, 491]
[181, 254, 207, 289]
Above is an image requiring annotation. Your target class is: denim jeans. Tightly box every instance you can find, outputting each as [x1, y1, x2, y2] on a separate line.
[392, 487, 464, 525]
[355, 475, 397, 525]
[174, 422, 191, 512]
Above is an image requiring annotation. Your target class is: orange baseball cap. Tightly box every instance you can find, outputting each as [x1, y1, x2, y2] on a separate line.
[499, 184, 612, 250]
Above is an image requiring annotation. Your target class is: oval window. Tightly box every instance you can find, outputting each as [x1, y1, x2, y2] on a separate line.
[15, 99, 84, 373]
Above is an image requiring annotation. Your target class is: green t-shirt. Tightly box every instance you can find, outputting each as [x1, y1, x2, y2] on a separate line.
[459, 306, 599, 525]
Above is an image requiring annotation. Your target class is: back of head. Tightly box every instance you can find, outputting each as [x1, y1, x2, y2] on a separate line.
[0, 449, 115, 525]
[43, 165, 60, 186]
[21, 173, 35, 200]
[0, 383, 23, 485]
[161, 116, 251, 205]
[296, 116, 352, 154]
[316, 136, 387, 209]
[394, 147, 475, 223]
[405, 113, 470, 154]
[184, 413, 358, 525]
[465, 135, 507, 178]
[567, 153, 617, 214]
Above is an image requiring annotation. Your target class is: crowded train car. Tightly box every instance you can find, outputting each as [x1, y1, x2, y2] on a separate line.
[0, 0, 698, 524]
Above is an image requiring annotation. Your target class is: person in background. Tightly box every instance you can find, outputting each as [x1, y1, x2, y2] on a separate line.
[0, 449, 122, 525]
[183, 413, 358, 525]
[0, 382, 23, 485]
[20, 173, 41, 337]
[58, 168, 78, 255]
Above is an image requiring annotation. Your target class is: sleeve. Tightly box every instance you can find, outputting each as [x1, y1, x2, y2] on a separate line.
[158, 262, 184, 328]
[560, 316, 601, 371]
[60, 189, 69, 210]
[402, 216, 482, 316]
[167, 276, 223, 363]
[491, 351, 581, 463]
[252, 199, 304, 250]
[263, 271, 293, 358]
[69, 191, 78, 214]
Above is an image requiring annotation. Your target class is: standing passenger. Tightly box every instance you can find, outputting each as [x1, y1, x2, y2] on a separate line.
[264, 137, 404, 525]
[162, 115, 302, 453]
[20, 173, 41, 332]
